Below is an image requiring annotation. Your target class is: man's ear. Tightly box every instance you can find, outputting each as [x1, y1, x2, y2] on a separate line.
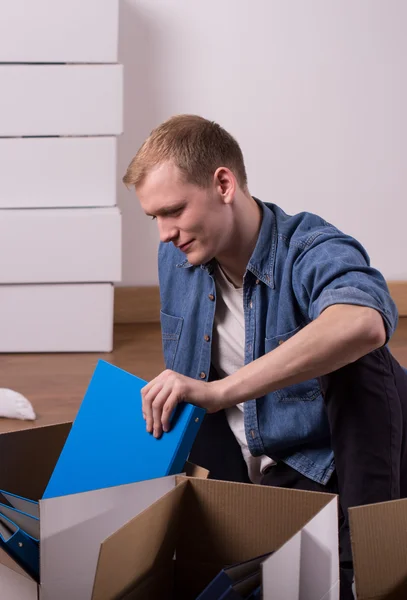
[213, 167, 236, 204]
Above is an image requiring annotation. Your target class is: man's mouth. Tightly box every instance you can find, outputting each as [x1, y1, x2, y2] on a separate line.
[178, 240, 194, 252]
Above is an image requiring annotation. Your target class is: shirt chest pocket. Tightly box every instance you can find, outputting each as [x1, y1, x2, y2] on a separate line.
[265, 326, 322, 402]
[160, 310, 183, 370]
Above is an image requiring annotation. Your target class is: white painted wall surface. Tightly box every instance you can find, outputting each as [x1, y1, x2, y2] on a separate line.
[118, 0, 407, 285]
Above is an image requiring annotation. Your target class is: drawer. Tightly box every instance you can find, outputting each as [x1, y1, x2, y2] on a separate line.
[0, 0, 118, 63]
[0, 65, 123, 136]
[0, 284, 114, 352]
[0, 207, 121, 283]
[0, 137, 117, 208]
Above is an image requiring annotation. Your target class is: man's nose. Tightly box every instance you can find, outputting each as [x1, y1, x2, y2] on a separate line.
[158, 219, 178, 244]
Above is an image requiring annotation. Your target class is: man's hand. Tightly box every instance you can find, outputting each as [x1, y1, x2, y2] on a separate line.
[141, 370, 224, 438]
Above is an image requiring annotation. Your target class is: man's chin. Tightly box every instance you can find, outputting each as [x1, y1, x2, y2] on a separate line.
[186, 250, 213, 266]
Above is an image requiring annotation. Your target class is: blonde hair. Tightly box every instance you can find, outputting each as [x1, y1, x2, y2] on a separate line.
[123, 114, 248, 189]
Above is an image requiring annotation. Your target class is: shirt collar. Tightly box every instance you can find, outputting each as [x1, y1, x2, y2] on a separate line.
[246, 197, 276, 288]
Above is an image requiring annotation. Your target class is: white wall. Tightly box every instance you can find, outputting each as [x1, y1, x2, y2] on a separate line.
[118, 0, 407, 286]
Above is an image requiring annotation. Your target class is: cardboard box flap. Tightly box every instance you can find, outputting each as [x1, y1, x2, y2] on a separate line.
[183, 461, 209, 479]
[0, 546, 34, 581]
[349, 498, 407, 600]
[0, 423, 71, 500]
[39, 475, 177, 600]
[262, 496, 339, 600]
[262, 531, 301, 599]
[0, 562, 39, 600]
[299, 497, 339, 600]
[175, 477, 334, 564]
[92, 480, 188, 600]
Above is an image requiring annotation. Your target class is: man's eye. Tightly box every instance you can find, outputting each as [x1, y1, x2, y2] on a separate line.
[151, 216, 157, 221]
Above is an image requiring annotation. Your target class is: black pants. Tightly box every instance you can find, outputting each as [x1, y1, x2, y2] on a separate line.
[189, 346, 407, 600]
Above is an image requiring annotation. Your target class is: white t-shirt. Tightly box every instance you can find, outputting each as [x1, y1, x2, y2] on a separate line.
[211, 263, 275, 484]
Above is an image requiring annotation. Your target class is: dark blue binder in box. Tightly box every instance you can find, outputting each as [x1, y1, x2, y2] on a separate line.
[197, 552, 270, 599]
[42, 360, 205, 499]
[219, 571, 261, 599]
[0, 512, 39, 581]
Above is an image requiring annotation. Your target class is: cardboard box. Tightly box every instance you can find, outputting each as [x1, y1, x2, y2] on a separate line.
[0, 284, 114, 353]
[0, 137, 117, 209]
[0, 65, 123, 137]
[0, 423, 339, 600]
[0, 0, 118, 63]
[350, 498, 407, 599]
[0, 207, 121, 284]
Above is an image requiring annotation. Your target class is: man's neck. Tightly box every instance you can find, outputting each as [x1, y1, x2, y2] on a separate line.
[216, 195, 262, 288]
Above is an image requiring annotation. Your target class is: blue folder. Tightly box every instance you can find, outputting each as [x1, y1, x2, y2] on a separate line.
[43, 360, 205, 499]
[219, 571, 261, 599]
[0, 503, 40, 540]
[246, 585, 261, 599]
[197, 553, 270, 599]
[0, 490, 39, 519]
[0, 512, 39, 581]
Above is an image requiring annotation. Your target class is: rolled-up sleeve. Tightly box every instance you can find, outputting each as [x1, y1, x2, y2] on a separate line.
[292, 228, 399, 343]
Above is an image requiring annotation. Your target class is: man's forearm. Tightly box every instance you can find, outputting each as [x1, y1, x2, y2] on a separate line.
[216, 304, 386, 407]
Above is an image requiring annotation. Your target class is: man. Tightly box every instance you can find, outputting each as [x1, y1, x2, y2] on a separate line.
[123, 114, 407, 599]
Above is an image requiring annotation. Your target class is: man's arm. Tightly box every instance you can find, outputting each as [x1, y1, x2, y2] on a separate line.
[216, 303, 386, 405]
[141, 303, 386, 437]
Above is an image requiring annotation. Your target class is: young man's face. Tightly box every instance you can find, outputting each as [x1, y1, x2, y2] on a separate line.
[136, 161, 233, 265]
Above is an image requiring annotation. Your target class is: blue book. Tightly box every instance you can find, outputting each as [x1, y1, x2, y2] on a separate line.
[43, 360, 205, 499]
[0, 512, 39, 581]
[197, 553, 270, 599]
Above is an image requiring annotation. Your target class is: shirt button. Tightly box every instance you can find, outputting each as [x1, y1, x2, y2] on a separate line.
[249, 301, 253, 309]
[278, 339, 284, 345]
[208, 294, 215, 301]
[250, 430, 255, 439]
[204, 335, 210, 342]
[199, 372, 206, 379]
[255, 279, 260, 285]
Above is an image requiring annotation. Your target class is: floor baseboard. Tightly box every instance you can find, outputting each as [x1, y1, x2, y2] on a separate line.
[115, 281, 407, 324]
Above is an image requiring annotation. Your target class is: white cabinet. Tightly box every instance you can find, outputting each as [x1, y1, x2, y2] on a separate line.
[0, 3, 122, 352]
[0, 285, 114, 353]
[0, 65, 123, 137]
[0, 208, 121, 284]
[0, 138, 117, 209]
[0, 0, 119, 63]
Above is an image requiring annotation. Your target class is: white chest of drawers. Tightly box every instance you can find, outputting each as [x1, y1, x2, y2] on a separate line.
[0, 0, 123, 352]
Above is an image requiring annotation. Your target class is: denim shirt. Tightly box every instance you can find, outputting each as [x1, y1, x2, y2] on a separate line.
[158, 199, 398, 484]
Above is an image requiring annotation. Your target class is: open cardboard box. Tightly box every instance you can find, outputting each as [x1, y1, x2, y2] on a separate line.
[350, 498, 407, 600]
[0, 422, 340, 600]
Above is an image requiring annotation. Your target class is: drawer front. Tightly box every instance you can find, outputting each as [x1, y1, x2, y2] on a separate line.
[0, 284, 114, 352]
[0, 137, 117, 209]
[0, 207, 121, 283]
[0, 65, 123, 137]
[0, 0, 118, 63]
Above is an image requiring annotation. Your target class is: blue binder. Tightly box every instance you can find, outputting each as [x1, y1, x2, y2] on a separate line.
[0, 503, 40, 540]
[246, 585, 261, 599]
[0, 512, 39, 581]
[219, 571, 261, 600]
[0, 490, 39, 519]
[43, 360, 205, 499]
[197, 553, 270, 600]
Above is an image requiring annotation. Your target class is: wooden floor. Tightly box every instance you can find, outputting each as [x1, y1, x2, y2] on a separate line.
[0, 319, 407, 435]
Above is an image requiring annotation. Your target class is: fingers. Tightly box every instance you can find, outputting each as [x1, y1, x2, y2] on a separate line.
[151, 385, 170, 438]
[141, 370, 181, 438]
[152, 383, 184, 437]
[161, 391, 180, 433]
[141, 379, 164, 434]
